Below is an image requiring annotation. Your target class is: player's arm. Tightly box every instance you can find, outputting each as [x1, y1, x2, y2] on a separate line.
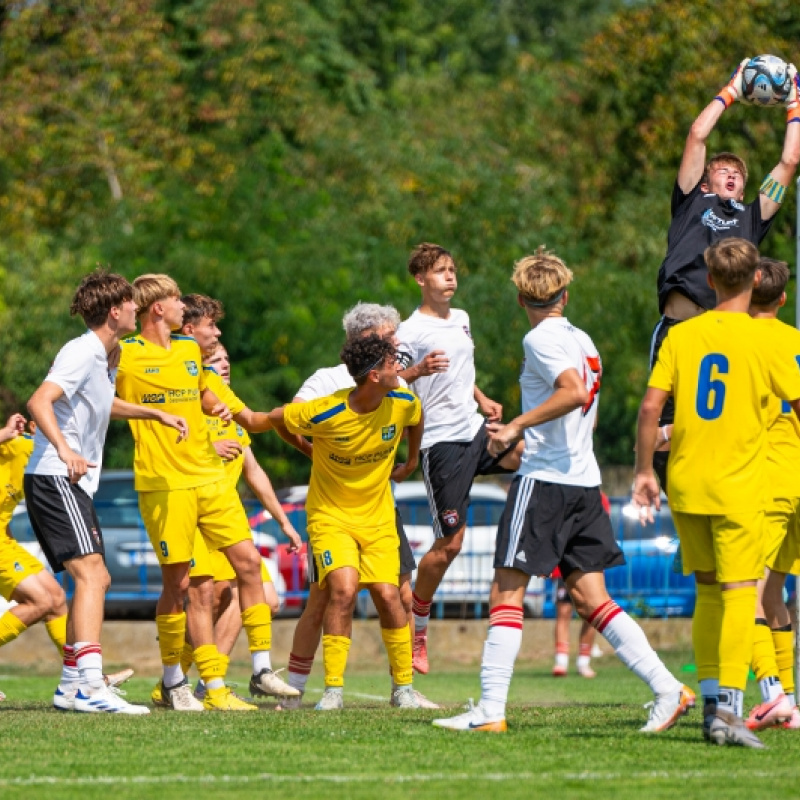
[631, 387, 670, 523]
[232, 407, 273, 434]
[486, 368, 587, 457]
[110, 398, 188, 442]
[391, 411, 423, 483]
[474, 385, 502, 422]
[241, 446, 301, 552]
[677, 59, 749, 193]
[760, 64, 800, 221]
[27, 382, 95, 482]
[0, 413, 25, 445]
[200, 388, 232, 423]
[266, 396, 313, 459]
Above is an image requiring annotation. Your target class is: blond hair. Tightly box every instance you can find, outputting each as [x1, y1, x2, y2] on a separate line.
[133, 274, 181, 316]
[704, 238, 759, 291]
[512, 246, 573, 306]
[703, 152, 748, 187]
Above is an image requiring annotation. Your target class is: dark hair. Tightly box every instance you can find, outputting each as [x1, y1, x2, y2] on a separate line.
[751, 257, 790, 307]
[407, 242, 453, 277]
[340, 334, 396, 385]
[70, 268, 133, 329]
[181, 293, 224, 327]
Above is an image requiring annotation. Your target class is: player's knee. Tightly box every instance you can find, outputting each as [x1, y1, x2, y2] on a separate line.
[440, 535, 463, 561]
[328, 585, 357, 614]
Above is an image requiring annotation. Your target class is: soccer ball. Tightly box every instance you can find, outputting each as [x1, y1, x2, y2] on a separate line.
[742, 55, 792, 106]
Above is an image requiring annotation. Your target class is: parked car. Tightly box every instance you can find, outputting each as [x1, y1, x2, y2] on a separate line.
[604, 495, 696, 618]
[268, 482, 545, 617]
[4, 470, 285, 618]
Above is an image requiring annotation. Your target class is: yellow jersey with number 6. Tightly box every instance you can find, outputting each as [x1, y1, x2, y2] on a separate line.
[649, 311, 800, 514]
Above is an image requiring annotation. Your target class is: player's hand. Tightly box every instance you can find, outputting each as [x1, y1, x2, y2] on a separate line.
[631, 472, 661, 526]
[210, 402, 232, 424]
[0, 413, 26, 444]
[486, 420, 521, 457]
[718, 57, 749, 107]
[478, 396, 503, 422]
[57, 446, 96, 483]
[416, 350, 449, 377]
[159, 412, 189, 442]
[282, 524, 302, 553]
[391, 461, 415, 483]
[213, 439, 242, 461]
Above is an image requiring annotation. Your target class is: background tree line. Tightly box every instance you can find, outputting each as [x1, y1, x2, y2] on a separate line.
[1, 0, 798, 487]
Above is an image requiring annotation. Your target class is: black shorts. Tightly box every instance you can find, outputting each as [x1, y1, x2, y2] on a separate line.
[306, 508, 415, 584]
[23, 475, 105, 573]
[422, 423, 514, 538]
[649, 315, 683, 426]
[494, 476, 624, 580]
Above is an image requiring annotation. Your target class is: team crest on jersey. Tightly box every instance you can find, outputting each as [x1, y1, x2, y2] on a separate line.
[184, 360, 198, 376]
[443, 509, 459, 527]
[236, 425, 244, 437]
[13, 561, 23, 573]
[463, 326, 472, 339]
[91, 528, 101, 545]
[381, 424, 396, 441]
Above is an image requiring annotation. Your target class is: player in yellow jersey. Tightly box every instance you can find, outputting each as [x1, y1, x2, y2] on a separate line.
[269, 334, 423, 710]
[743, 257, 800, 731]
[117, 275, 274, 712]
[633, 238, 800, 748]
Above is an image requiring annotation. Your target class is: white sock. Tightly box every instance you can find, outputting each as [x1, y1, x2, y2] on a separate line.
[412, 592, 432, 634]
[789, 692, 796, 707]
[74, 642, 104, 690]
[206, 678, 225, 691]
[479, 606, 523, 719]
[252, 650, 272, 674]
[554, 652, 569, 670]
[592, 602, 681, 696]
[759, 675, 784, 703]
[61, 644, 79, 686]
[576, 654, 591, 672]
[287, 653, 313, 693]
[162, 664, 184, 687]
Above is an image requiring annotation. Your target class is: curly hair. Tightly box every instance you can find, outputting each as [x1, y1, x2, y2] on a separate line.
[70, 268, 134, 329]
[340, 334, 396, 385]
[181, 293, 225, 327]
[407, 242, 453, 277]
[342, 302, 401, 342]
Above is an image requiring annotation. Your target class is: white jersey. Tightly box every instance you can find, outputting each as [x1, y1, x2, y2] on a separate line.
[295, 362, 409, 400]
[517, 316, 602, 487]
[396, 308, 483, 449]
[25, 330, 115, 497]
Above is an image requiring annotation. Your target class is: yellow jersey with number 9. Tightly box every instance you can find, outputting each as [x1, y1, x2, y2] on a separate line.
[649, 311, 800, 514]
[283, 388, 421, 530]
[117, 334, 225, 492]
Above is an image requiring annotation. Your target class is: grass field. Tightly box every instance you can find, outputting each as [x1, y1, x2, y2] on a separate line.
[1, 649, 798, 800]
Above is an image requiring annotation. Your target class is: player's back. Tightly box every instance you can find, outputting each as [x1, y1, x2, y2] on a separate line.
[650, 311, 800, 515]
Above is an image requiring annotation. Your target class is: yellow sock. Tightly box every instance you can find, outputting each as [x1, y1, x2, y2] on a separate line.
[44, 614, 67, 657]
[693, 583, 722, 682]
[322, 634, 351, 687]
[156, 613, 186, 666]
[218, 652, 231, 682]
[241, 603, 272, 652]
[0, 611, 26, 647]
[719, 586, 757, 691]
[180, 640, 194, 677]
[773, 627, 795, 697]
[193, 643, 225, 686]
[751, 619, 778, 681]
[382, 625, 412, 686]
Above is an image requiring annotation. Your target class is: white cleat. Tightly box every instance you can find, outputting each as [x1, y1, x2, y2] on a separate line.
[163, 678, 205, 712]
[411, 689, 440, 709]
[74, 685, 150, 715]
[315, 687, 344, 711]
[432, 699, 507, 732]
[53, 684, 77, 711]
[640, 684, 695, 733]
[390, 685, 420, 709]
[250, 668, 300, 698]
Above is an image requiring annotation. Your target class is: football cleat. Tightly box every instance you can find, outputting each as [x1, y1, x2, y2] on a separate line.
[162, 678, 204, 712]
[104, 668, 134, 688]
[745, 693, 794, 730]
[74, 685, 150, 715]
[412, 630, 429, 674]
[551, 664, 567, 677]
[432, 699, 507, 732]
[640, 684, 695, 733]
[275, 692, 304, 711]
[782, 706, 800, 729]
[315, 687, 344, 711]
[390, 685, 420, 709]
[193, 680, 207, 701]
[411, 688, 440, 709]
[203, 686, 258, 711]
[707, 709, 766, 748]
[53, 684, 77, 711]
[250, 668, 300, 698]
[577, 664, 596, 679]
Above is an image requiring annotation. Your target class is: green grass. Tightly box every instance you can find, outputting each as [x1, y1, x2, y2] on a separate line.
[0, 651, 797, 800]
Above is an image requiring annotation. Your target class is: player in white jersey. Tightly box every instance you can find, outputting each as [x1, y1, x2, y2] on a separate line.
[279, 302, 438, 709]
[395, 243, 522, 674]
[433, 247, 693, 733]
[25, 269, 186, 714]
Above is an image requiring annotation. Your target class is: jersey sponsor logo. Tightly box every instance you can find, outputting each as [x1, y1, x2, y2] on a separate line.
[354, 446, 394, 464]
[729, 199, 744, 211]
[145, 367, 160, 374]
[329, 452, 352, 466]
[166, 388, 200, 403]
[333, 436, 351, 442]
[141, 392, 166, 404]
[381, 424, 396, 441]
[442, 509, 459, 527]
[700, 208, 740, 233]
[185, 360, 198, 376]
